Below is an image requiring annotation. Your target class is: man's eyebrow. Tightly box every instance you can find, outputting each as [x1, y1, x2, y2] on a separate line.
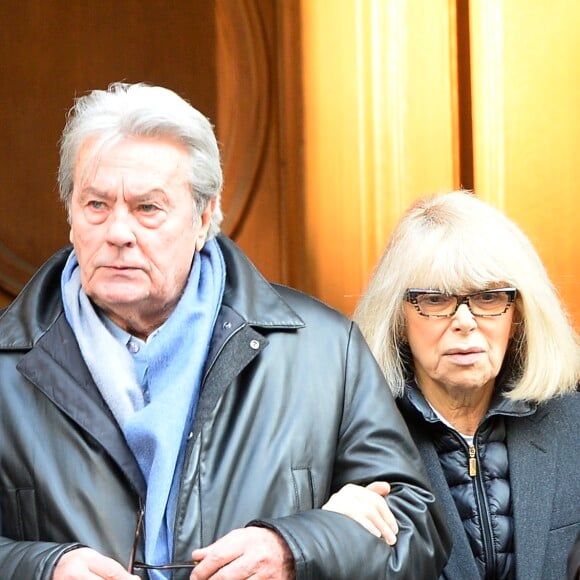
[79, 187, 168, 201]
[130, 188, 167, 199]
[127, 189, 170, 205]
[78, 186, 111, 199]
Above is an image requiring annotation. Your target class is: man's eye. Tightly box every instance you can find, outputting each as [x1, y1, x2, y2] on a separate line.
[139, 204, 159, 213]
[88, 200, 106, 210]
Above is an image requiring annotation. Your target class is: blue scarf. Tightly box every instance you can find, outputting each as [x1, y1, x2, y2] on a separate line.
[61, 240, 225, 577]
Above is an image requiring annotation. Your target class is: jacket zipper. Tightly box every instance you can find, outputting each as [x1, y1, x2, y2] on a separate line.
[468, 444, 477, 476]
[468, 442, 497, 579]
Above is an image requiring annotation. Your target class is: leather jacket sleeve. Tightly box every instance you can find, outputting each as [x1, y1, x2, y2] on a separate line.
[252, 324, 451, 579]
[0, 538, 81, 580]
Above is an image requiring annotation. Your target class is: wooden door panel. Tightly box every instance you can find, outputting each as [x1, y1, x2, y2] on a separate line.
[0, 1, 297, 308]
[470, 0, 580, 329]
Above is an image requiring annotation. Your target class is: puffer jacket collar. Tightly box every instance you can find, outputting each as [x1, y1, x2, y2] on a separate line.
[404, 378, 536, 426]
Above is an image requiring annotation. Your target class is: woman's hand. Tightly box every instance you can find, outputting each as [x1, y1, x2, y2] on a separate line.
[322, 481, 399, 545]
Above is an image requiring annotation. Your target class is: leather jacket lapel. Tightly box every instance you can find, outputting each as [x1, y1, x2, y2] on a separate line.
[17, 313, 146, 498]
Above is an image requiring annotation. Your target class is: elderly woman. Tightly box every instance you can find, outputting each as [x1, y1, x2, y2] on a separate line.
[324, 191, 580, 579]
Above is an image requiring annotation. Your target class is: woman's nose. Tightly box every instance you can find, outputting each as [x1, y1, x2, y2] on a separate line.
[451, 303, 477, 331]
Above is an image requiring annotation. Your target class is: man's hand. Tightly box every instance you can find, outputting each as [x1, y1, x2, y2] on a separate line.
[53, 547, 139, 579]
[322, 481, 399, 545]
[190, 526, 295, 580]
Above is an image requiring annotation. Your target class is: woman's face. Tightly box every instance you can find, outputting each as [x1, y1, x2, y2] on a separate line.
[404, 296, 516, 399]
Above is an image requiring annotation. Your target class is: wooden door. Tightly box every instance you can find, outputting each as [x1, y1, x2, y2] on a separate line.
[3, 1, 578, 331]
[298, 0, 579, 328]
[0, 1, 303, 307]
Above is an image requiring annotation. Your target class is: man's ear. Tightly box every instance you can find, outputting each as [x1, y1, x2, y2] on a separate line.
[195, 198, 216, 251]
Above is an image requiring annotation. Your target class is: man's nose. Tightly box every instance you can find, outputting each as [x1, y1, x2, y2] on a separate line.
[106, 209, 137, 247]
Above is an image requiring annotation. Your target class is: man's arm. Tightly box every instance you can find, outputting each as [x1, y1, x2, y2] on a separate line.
[0, 538, 138, 580]
[0, 536, 76, 579]
[251, 323, 450, 580]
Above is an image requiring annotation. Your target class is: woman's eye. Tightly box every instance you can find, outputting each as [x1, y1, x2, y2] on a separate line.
[475, 293, 501, 304]
[423, 295, 448, 305]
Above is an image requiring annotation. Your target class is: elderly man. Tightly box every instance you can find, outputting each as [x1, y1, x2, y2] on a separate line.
[0, 83, 449, 579]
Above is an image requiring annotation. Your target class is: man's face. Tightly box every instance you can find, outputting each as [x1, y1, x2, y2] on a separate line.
[69, 135, 213, 337]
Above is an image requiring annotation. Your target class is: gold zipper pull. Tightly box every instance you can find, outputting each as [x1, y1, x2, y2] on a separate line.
[468, 444, 477, 477]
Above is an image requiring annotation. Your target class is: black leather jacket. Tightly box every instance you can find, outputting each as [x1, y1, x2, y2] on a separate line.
[0, 235, 450, 579]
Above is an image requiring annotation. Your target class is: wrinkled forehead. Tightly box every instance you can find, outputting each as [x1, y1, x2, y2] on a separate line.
[73, 133, 120, 181]
[73, 134, 190, 190]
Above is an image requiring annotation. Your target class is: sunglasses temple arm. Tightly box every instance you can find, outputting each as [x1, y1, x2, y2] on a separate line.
[127, 508, 144, 573]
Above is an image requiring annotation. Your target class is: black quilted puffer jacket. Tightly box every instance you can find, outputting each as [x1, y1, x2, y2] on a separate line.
[401, 383, 535, 580]
[398, 379, 580, 580]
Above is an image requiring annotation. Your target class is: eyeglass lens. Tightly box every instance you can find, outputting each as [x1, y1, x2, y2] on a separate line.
[412, 289, 515, 317]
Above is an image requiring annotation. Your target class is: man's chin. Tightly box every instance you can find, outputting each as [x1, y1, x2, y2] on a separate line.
[87, 286, 150, 311]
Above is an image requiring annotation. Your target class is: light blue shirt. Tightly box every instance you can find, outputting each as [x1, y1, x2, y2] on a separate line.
[100, 314, 152, 403]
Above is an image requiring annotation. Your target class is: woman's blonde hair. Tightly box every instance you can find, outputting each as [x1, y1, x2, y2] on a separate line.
[354, 191, 579, 402]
